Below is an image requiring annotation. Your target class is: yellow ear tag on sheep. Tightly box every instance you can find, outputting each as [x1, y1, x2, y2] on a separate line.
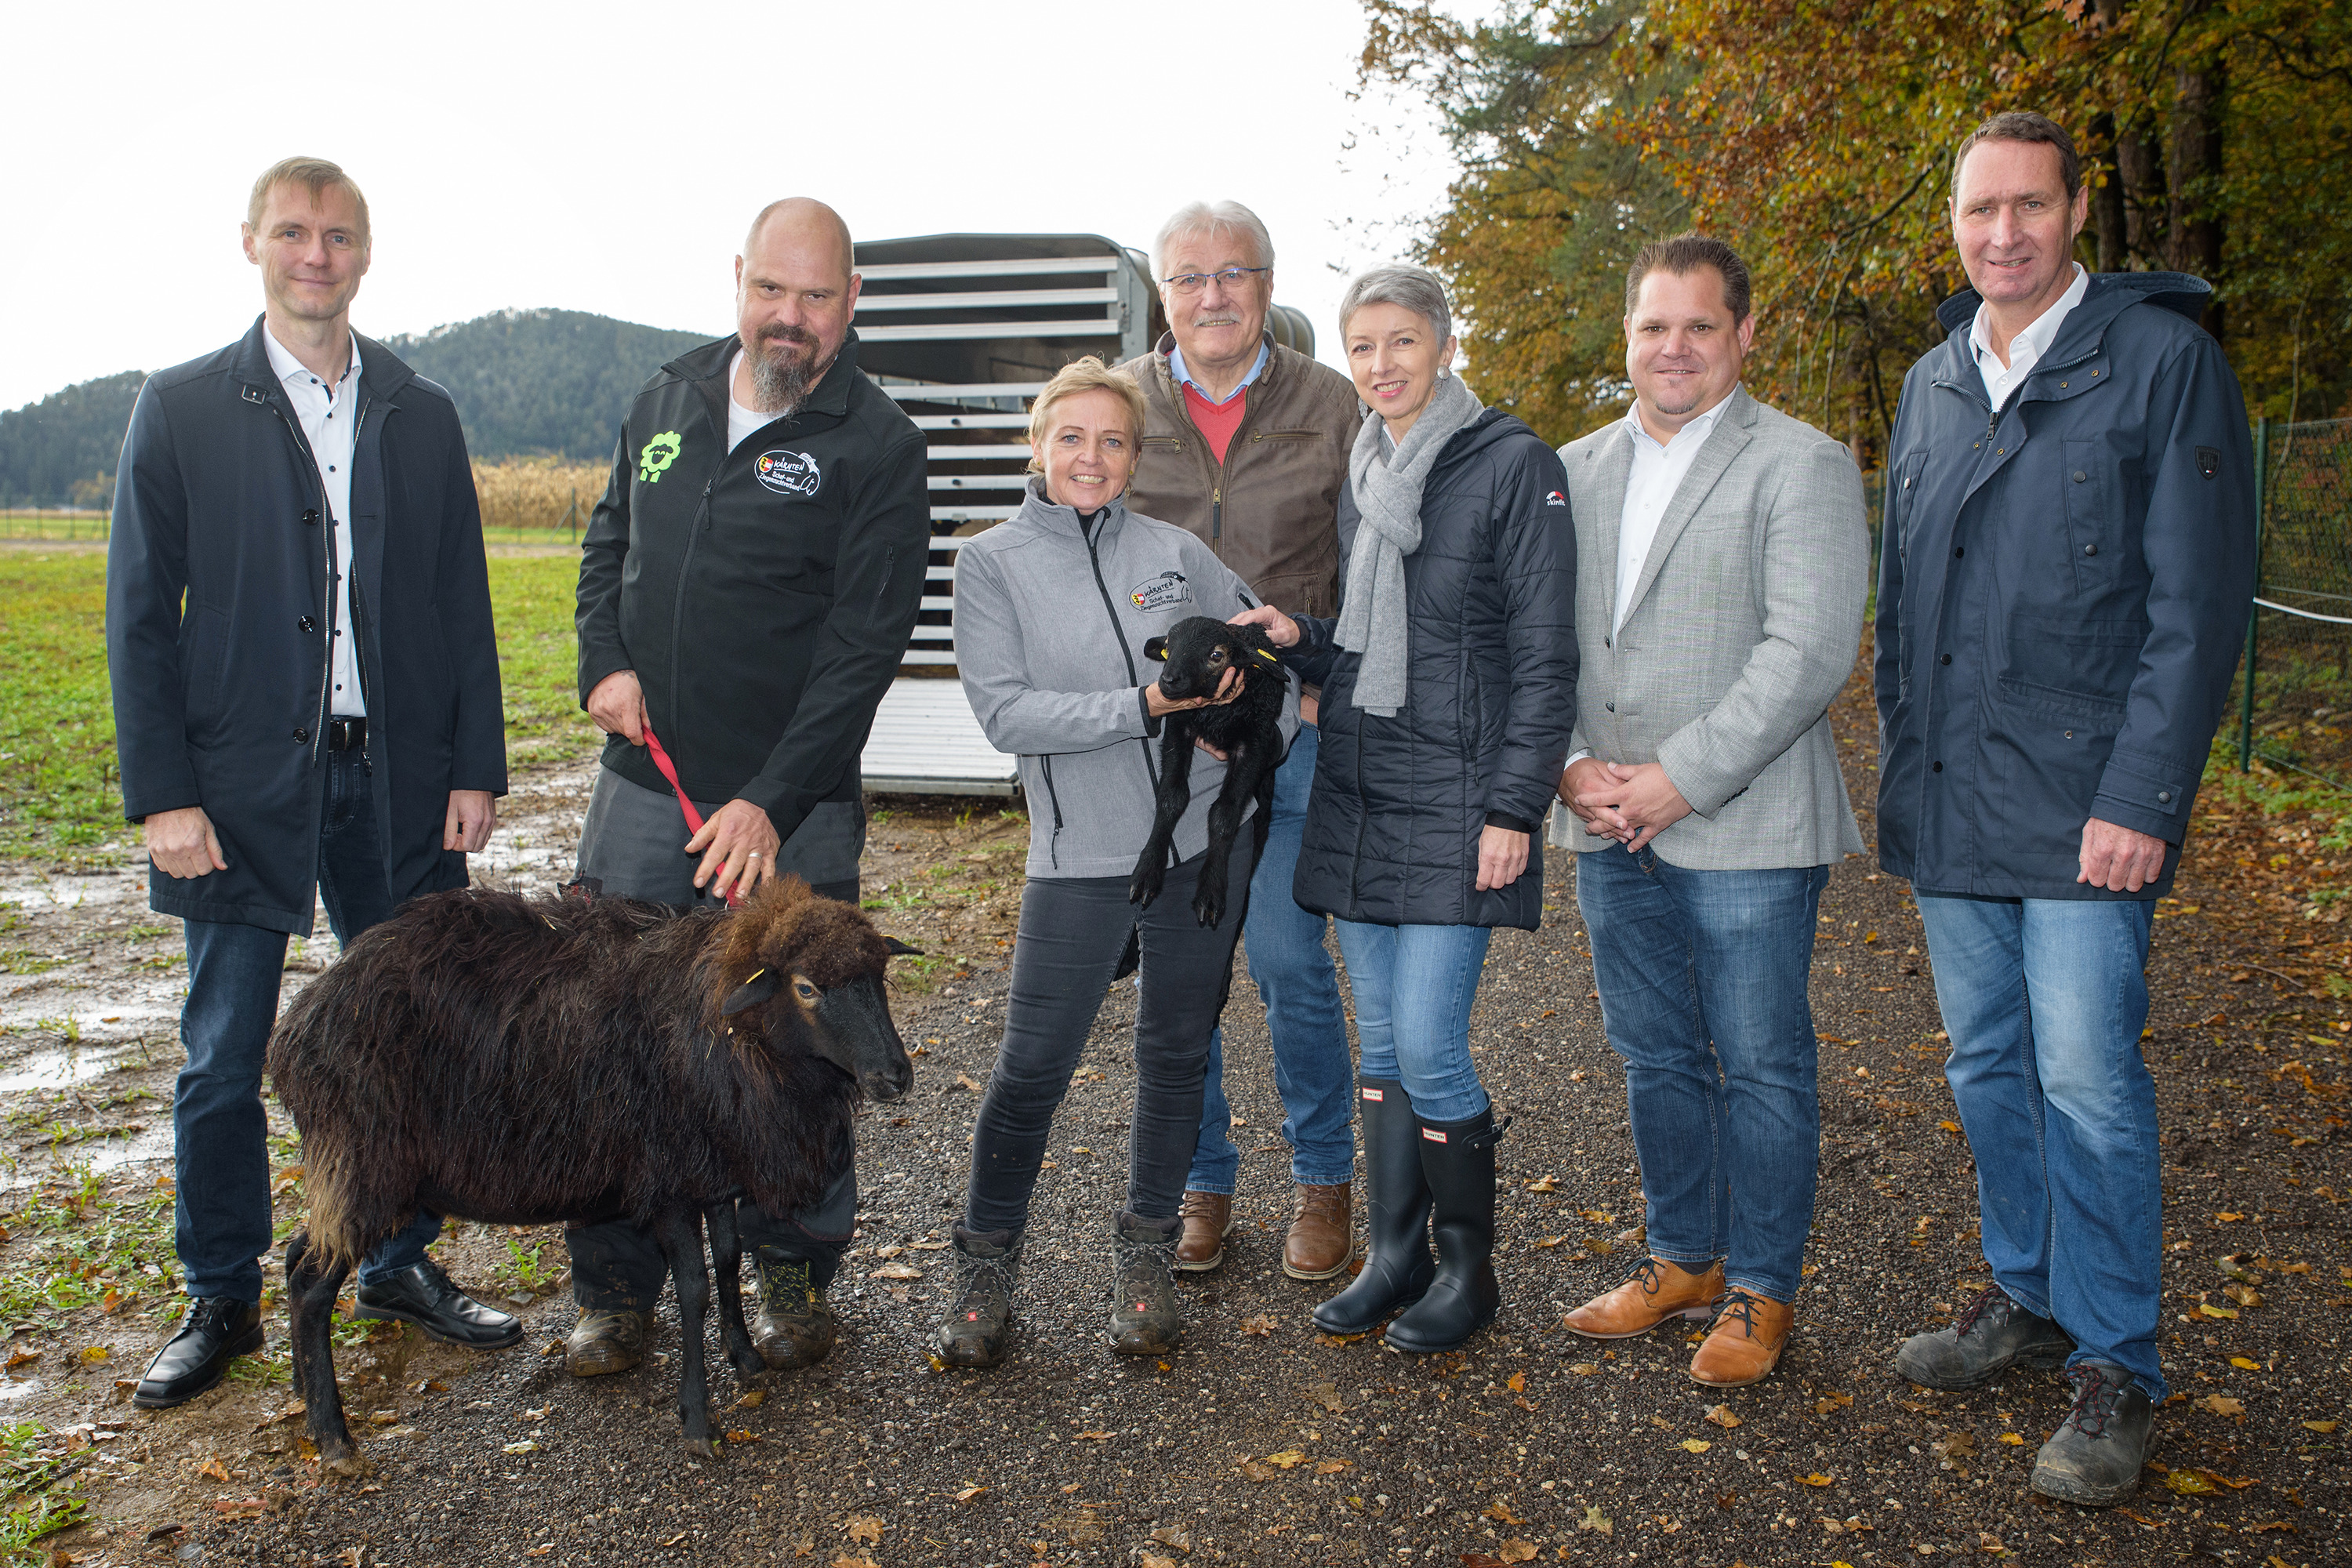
[1254, 649, 1279, 662]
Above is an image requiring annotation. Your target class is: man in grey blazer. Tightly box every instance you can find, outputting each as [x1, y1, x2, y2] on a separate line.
[1552, 234, 1869, 1388]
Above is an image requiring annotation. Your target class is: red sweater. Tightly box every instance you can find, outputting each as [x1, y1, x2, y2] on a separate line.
[1181, 383, 1247, 465]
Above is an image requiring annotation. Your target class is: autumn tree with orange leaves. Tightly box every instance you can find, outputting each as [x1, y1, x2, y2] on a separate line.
[1362, 0, 2352, 459]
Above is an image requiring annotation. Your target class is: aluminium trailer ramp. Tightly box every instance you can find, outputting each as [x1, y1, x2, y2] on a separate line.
[848, 232, 1316, 797]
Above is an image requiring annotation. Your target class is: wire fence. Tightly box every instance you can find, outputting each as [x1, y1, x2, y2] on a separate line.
[2241, 416, 2352, 786]
[0, 510, 585, 551]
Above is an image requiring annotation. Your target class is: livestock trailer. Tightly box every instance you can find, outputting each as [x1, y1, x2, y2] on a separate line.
[851, 231, 1316, 797]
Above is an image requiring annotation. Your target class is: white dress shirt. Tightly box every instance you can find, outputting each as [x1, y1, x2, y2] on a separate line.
[1613, 396, 1728, 636]
[263, 326, 365, 717]
[1971, 262, 2088, 412]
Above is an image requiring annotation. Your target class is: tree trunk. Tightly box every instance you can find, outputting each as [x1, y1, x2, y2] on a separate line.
[2089, 111, 2129, 272]
[2118, 121, 2166, 267]
[2169, 59, 2227, 338]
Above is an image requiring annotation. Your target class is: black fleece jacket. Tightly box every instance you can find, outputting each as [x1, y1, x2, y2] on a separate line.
[575, 331, 928, 842]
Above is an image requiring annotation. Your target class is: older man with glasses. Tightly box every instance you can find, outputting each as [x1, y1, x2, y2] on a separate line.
[1117, 201, 1364, 1284]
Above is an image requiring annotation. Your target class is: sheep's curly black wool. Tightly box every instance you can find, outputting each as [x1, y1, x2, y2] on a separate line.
[268, 876, 913, 1468]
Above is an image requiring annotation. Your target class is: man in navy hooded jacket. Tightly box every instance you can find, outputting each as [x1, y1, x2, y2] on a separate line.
[107, 158, 516, 1410]
[1875, 113, 2255, 1507]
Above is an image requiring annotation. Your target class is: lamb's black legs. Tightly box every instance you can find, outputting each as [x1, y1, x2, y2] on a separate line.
[1191, 737, 1271, 930]
[705, 1201, 762, 1381]
[287, 1229, 362, 1475]
[653, 1208, 719, 1458]
[1129, 728, 1198, 910]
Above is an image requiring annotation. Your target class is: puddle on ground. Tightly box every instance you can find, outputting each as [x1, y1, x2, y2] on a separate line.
[0, 1040, 149, 1095]
[0, 1377, 44, 1403]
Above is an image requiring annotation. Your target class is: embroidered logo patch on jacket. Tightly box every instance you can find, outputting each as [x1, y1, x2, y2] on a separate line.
[755, 448, 823, 496]
[638, 431, 682, 483]
[1128, 570, 1192, 612]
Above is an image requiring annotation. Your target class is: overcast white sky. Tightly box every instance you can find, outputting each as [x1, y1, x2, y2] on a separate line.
[0, 0, 1483, 412]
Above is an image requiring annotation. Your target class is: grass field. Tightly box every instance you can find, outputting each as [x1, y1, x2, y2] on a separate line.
[0, 550, 586, 861]
[0, 513, 592, 550]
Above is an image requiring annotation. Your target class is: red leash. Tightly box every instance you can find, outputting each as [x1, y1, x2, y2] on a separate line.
[641, 722, 741, 908]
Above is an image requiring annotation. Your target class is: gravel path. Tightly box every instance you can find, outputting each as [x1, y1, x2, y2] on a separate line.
[24, 666, 2350, 1568]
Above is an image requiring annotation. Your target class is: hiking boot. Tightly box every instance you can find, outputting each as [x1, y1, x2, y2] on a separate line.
[1564, 1255, 1725, 1340]
[2031, 1361, 2156, 1507]
[1690, 1288, 1795, 1387]
[1314, 1079, 1433, 1335]
[751, 1253, 837, 1371]
[1894, 1283, 2073, 1390]
[931, 1225, 1022, 1370]
[1283, 1183, 1355, 1281]
[1173, 1191, 1233, 1273]
[1106, 1211, 1183, 1356]
[1384, 1109, 1504, 1354]
[564, 1308, 652, 1377]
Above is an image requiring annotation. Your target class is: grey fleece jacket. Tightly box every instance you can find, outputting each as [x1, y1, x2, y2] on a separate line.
[955, 481, 1299, 880]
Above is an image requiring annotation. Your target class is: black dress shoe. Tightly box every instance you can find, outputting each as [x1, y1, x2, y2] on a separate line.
[134, 1297, 263, 1409]
[354, 1258, 523, 1348]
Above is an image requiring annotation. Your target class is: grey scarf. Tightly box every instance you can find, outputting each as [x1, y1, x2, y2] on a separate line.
[1334, 372, 1485, 716]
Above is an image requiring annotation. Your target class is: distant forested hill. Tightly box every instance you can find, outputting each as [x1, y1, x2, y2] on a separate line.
[0, 372, 147, 507]
[383, 308, 712, 462]
[0, 309, 713, 505]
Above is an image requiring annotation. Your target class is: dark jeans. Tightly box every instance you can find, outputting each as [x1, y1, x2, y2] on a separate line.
[1188, 725, 1357, 1192]
[964, 835, 1256, 1236]
[1574, 844, 1831, 1305]
[564, 773, 865, 1307]
[175, 748, 441, 1302]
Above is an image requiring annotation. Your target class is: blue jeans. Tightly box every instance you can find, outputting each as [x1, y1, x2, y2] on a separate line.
[1916, 894, 2165, 1399]
[175, 749, 441, 1302]
[1575, 846, 1830, 1304]
[1330, 919, 1494, 1123]
[1187, 724, 1356, 1193]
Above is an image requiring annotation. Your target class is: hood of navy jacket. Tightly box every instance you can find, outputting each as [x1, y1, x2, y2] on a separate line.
[1872, 270, 2256, 900]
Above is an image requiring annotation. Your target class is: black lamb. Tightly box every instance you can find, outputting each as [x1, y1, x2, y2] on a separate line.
[1129, 615, 1290, 928]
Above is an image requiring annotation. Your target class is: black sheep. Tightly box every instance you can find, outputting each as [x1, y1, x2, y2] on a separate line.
[1130, 615, 1290, 928]
[267, 877, 916, 1470]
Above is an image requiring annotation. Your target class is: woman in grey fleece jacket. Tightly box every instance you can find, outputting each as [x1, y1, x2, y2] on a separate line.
[935, 359, 1297, 1370]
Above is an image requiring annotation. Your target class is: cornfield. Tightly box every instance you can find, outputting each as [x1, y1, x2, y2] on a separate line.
[471, 457, 610, 534]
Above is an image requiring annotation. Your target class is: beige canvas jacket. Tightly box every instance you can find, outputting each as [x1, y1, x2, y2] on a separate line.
[1116, 332, 1362, 619]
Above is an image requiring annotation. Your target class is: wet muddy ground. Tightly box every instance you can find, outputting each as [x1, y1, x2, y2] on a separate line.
[0, 667, 2345, 1568]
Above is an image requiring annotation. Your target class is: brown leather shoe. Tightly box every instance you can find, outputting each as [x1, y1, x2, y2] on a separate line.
[1563, 1255, 1724, 1339]
[1690, 1287, 1795, 1387]
[1173, 1191, 1233, 1272]
[1282, 1183, 1356, 1281]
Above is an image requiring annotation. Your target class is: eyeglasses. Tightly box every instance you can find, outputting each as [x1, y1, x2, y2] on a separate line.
[1160, 266, 1270, 296]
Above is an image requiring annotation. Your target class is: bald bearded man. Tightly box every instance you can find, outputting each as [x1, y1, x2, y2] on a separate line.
[568, 198, 929, 1377]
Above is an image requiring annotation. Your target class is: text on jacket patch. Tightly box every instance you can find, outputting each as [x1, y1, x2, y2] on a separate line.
[1128, 570, 1192, 612]
[755, 449, 823, 496]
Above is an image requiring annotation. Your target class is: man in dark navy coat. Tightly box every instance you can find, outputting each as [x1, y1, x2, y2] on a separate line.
[1874, 114, 2256, 1506]
[107, 157, 518, 1409]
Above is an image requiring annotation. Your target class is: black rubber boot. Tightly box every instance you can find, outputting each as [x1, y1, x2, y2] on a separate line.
[931, 1225, 1022, 1370]
[1105, 1211, 1184, 1356]
[1313, 1079, 1433, 1335]
[1384, 1107, 1504, 1354]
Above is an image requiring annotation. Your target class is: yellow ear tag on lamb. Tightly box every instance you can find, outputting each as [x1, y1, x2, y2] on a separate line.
[1254, 648, 1279, 662]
